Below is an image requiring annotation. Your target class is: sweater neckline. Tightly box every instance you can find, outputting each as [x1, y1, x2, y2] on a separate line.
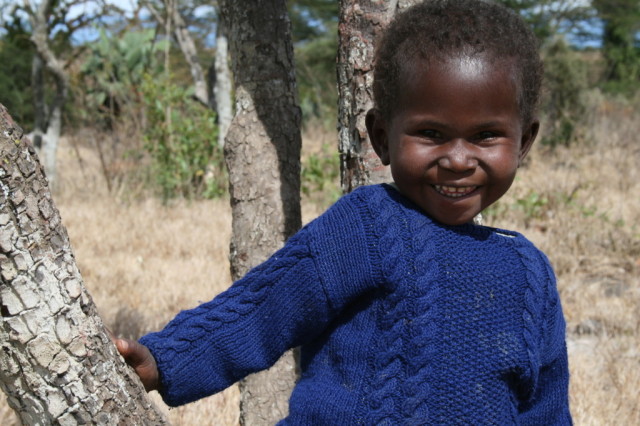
[378, 183, 524, 247]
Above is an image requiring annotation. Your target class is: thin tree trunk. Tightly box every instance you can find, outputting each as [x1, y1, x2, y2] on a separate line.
[219, 0, 302, 424]
[40, 89, 63, 190]
[213, 19, 233, 148]
[31, 53, 45, 150]
[145, 0, 210, 106]
[337, 0, 419, 192]
[29, 0, 69, 190]
[171, 3, 209, 106]
[0, 104, 168, 425]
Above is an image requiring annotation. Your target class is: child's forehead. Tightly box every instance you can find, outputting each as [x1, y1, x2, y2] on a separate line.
[391, 54, 524, 121]
[404, 53, 519, 85]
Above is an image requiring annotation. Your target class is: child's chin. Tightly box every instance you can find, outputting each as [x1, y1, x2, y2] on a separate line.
[438, 208, 485, 226]
[434, 216, 475, 226]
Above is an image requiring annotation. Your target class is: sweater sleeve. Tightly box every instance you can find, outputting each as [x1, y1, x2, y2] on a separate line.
[139, 226, 333, 407]
[138, 191, 378, 407]
[519, 253, 573, 425]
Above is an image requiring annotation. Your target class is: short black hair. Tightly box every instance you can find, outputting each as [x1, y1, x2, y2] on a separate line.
[373, 0, 543, 126]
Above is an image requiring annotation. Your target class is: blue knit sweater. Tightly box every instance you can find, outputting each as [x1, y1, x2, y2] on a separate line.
[140, 184, 572, 424]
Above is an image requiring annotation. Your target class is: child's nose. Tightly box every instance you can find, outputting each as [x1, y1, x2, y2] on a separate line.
[437, 139, 478, 172]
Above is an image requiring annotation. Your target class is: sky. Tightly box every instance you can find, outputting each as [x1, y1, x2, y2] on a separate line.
[68, 0, 137, 43]
[73, 0, 134, 17]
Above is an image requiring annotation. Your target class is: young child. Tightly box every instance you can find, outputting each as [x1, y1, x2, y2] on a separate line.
[115, 0, 572, 423]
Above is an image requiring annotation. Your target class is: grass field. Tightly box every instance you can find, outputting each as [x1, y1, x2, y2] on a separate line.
[1, 94, 638, 424]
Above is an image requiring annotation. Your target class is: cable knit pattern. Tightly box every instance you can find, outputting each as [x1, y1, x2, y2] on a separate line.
[362, 186, 414, 424]
[139, 184, 572, 424]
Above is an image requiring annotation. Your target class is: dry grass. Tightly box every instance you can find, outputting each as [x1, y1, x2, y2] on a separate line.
[1, 94, 638, 424]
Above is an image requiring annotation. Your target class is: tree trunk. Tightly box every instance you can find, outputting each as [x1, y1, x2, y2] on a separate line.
[213, 19, 233, 148]
[337, 0, 420, 192]
[29, 0, 69, 190]
[40, 90, 63, 191]
[219, 0, 302, 424]
[171, 2, 209, 106]
[0, 104, 168, 425]
[31, 53, 45, 151]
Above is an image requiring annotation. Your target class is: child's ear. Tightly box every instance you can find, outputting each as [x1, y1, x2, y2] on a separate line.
[366, 109, 391, 165]
[518, 119, 539, 166]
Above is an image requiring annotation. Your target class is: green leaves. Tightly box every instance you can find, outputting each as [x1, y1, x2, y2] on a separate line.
[81, 28, 168, 115]
[541, 38, 589, 146]
[593, 0, 640, 93]
[141, 74, 225, 201]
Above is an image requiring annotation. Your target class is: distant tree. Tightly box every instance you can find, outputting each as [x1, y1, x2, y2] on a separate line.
[19, 0, 109, 189]
[143, 0, 210, 106]
[212, 16, 233, 148]
[218, 0, 302, 423]
[593, 0, 640, 92]
[540, 38, 589, 146]
[289, 0, 339, 125]
[141, 0, 233, 148]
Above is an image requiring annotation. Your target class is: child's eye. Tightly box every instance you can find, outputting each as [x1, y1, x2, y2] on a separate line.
[419, 129, 443, 139]
[475, 131, 498, 141]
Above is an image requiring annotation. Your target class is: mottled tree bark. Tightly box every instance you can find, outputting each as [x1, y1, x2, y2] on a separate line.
[219, 1, 302, 424]
[0, 104, 168, 425]
[337, 0, 420, 192]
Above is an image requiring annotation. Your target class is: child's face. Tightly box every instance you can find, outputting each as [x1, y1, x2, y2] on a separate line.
[367, 55, 538, 226]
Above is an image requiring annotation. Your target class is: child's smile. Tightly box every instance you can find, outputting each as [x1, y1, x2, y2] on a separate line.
[368, 54, 538, 226]
[433, 184, 477, 198]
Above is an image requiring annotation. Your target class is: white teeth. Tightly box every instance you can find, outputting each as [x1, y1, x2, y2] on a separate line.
[434, 185, 476, 198]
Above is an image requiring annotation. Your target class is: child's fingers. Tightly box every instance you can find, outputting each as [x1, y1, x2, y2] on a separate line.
[114, 337, 145, 367]
[116, 339, 160, 392]
[118, 338, 145, 363]
[107, 332, 159, 391]
[114, 337, 131, 356]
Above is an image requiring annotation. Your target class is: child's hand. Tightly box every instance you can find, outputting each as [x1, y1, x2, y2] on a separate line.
[110, 333, 161, 392]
